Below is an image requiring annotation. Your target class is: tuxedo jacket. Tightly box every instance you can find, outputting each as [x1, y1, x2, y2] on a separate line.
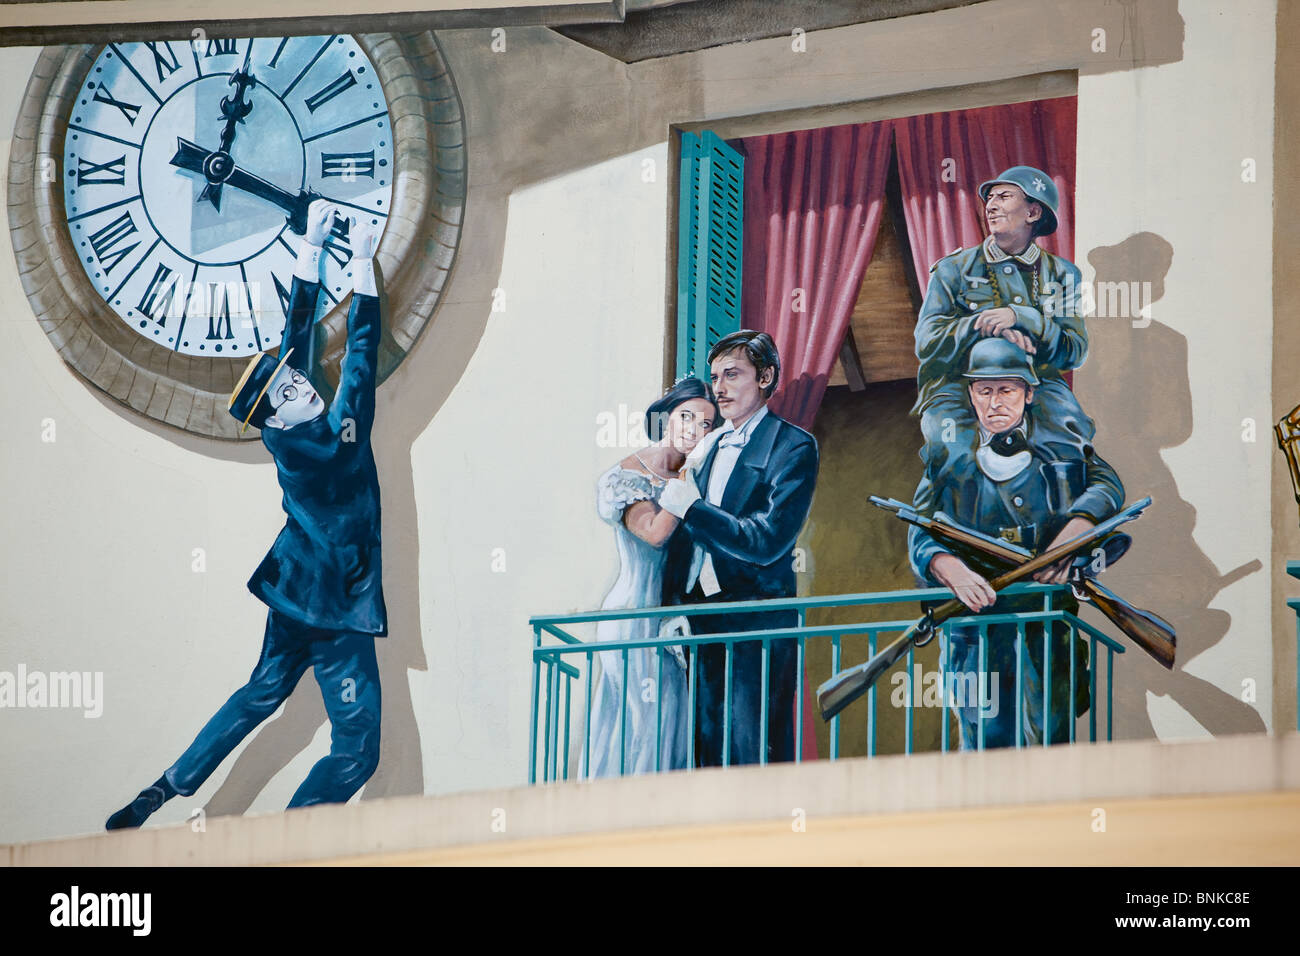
[246, 276, 388, 636]
[663, 409, 819, 605]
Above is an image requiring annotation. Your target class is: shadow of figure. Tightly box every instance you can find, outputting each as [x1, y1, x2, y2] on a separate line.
[1081, 233, 1265, 739]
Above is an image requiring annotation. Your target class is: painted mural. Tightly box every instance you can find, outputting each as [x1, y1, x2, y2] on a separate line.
[0, 0, 1287, 849]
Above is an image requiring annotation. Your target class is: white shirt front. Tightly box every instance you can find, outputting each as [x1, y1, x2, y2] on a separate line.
[690, 404, 770, 595]
[706, 404, 769, 505]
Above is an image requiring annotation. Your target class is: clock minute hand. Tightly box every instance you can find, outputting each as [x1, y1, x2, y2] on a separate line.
[169, 138, 350, 240]
[201, 64, 257, 212]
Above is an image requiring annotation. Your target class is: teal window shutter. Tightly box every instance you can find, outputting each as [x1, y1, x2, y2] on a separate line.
[676, 130, 744, 381]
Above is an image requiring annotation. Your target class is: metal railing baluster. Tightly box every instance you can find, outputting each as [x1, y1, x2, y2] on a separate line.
[542, 658, 553, 783]
[1043, 623, 1051, 748]
[1068, 622, 1076, 745]
[687, 643, 697, 771]
[868, 630, 877, 758]
[563, 675, 572, 780]
[760, 638, 770, 766]
[584, 650, 593, 780]
[1107, 648, 1115, 742]
[795, 612, 805, 764]
[1015, 621, 1024, 750]
[723, 641, 733, 768]
[830, 634, 841, 761]
[978, 623, 987, 753]
[905, 641, 914, 755]
[1089, 635, 1098, 742]
[940, 624, 949, 753]
[550, 657, 561, 782]
[619, 647, 629, 778]
[655, 647, 663, 773]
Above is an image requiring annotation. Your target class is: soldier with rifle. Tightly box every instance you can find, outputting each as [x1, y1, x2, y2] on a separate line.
[905, 336, 1125, 748]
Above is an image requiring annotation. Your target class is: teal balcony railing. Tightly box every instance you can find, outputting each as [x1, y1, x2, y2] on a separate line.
[528, 583, 1127, 784]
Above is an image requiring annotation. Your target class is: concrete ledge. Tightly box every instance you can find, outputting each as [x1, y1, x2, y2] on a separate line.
[5, 733, 1298, 866]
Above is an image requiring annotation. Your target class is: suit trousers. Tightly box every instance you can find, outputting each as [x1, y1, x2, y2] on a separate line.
[165, 609, 382, 807]
[686, 587, 798, 767]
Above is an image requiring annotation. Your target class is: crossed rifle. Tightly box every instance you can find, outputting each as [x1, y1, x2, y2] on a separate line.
[816, 496, 1176, 721]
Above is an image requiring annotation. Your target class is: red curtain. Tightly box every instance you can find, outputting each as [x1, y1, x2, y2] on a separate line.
[739, 122, 893, 432]
[893, 97, 1078, 281]
[738, 122, 892, 763]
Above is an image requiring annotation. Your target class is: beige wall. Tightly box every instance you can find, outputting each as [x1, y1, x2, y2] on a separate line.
[0, 0, 1283, 843]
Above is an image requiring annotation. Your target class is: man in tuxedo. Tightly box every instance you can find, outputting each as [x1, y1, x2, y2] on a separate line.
[106, 201, 387, 829]
[659, 331, 819, 767]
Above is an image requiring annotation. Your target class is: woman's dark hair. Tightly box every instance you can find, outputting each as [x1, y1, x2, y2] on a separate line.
[645, 377, 720, 442]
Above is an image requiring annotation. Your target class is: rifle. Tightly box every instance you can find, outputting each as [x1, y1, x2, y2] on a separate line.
[869, 496, 1176, 672]
[817, 497, 1154, 721]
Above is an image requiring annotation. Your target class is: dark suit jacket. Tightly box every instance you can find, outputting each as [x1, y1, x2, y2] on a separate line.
[663, 409, 819, 604]
[246, 276, 388, 636]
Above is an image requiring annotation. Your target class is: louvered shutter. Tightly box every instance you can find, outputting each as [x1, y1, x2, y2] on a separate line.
[676, 130, 744, 381]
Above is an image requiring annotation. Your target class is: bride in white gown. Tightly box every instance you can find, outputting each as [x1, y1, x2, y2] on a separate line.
[582, 378, 720, 777]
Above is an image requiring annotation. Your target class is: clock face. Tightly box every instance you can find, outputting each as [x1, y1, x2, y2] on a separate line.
[63, 35, 394, 357]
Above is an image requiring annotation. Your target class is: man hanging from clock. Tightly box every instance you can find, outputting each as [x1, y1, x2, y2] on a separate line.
[106, 200, 387, 829]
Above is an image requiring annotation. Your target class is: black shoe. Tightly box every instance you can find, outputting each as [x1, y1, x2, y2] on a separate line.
[106, 785, 168, 830]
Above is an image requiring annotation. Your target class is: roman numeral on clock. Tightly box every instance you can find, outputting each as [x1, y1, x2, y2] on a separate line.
[320, 150, 376, 179]
[76, 155, 127, 186]
[91, 84, 142, 125]
[144, 41, 182, 83]
[205, 38, 239, 57]
[87, 211, 140, 274]
[303, 70, 357, 113]
[267, 38, 290, 69]
[206, 284, 234, 340]
[137, 262, 179, 325]
[322, 235, 352, 268]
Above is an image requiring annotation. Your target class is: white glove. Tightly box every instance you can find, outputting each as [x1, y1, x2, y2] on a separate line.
[350, 220, 381, 297]
[351, 220, 381, 259]
[659, 472, 701, 519]
[295, 200, 337, 282]
[304, 199, 337, 246]
[656, 616, 691, 671]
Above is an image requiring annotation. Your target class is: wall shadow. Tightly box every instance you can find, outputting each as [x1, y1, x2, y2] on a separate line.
[1082, 232, 1265, 738]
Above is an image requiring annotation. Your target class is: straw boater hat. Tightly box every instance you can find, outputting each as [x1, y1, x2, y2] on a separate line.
[228, 347, 295, 434]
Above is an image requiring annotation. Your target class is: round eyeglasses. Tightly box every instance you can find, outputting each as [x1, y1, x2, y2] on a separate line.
[274, 369, 309, 407]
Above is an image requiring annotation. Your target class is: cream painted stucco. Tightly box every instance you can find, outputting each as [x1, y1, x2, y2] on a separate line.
[0, 0, 1282, 844]
[407, 146, 669, 793]
[1073, 3, 1276, 737]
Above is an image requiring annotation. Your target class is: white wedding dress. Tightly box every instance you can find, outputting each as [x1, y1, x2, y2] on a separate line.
[580, 464, 689, 777]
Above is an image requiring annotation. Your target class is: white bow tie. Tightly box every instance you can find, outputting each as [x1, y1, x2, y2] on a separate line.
[718, 430, 748, 448]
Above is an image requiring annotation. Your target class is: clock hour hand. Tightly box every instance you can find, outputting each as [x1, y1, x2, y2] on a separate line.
[169, 138, 350, 240]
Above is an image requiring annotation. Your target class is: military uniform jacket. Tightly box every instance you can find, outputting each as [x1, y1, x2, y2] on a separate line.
[907, 414, 1124, 608]
[247, 276, 388, 636]
[913, 239, 1088, 415]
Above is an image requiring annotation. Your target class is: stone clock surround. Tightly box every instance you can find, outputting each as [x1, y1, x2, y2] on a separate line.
[7, 31, 466, 440]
